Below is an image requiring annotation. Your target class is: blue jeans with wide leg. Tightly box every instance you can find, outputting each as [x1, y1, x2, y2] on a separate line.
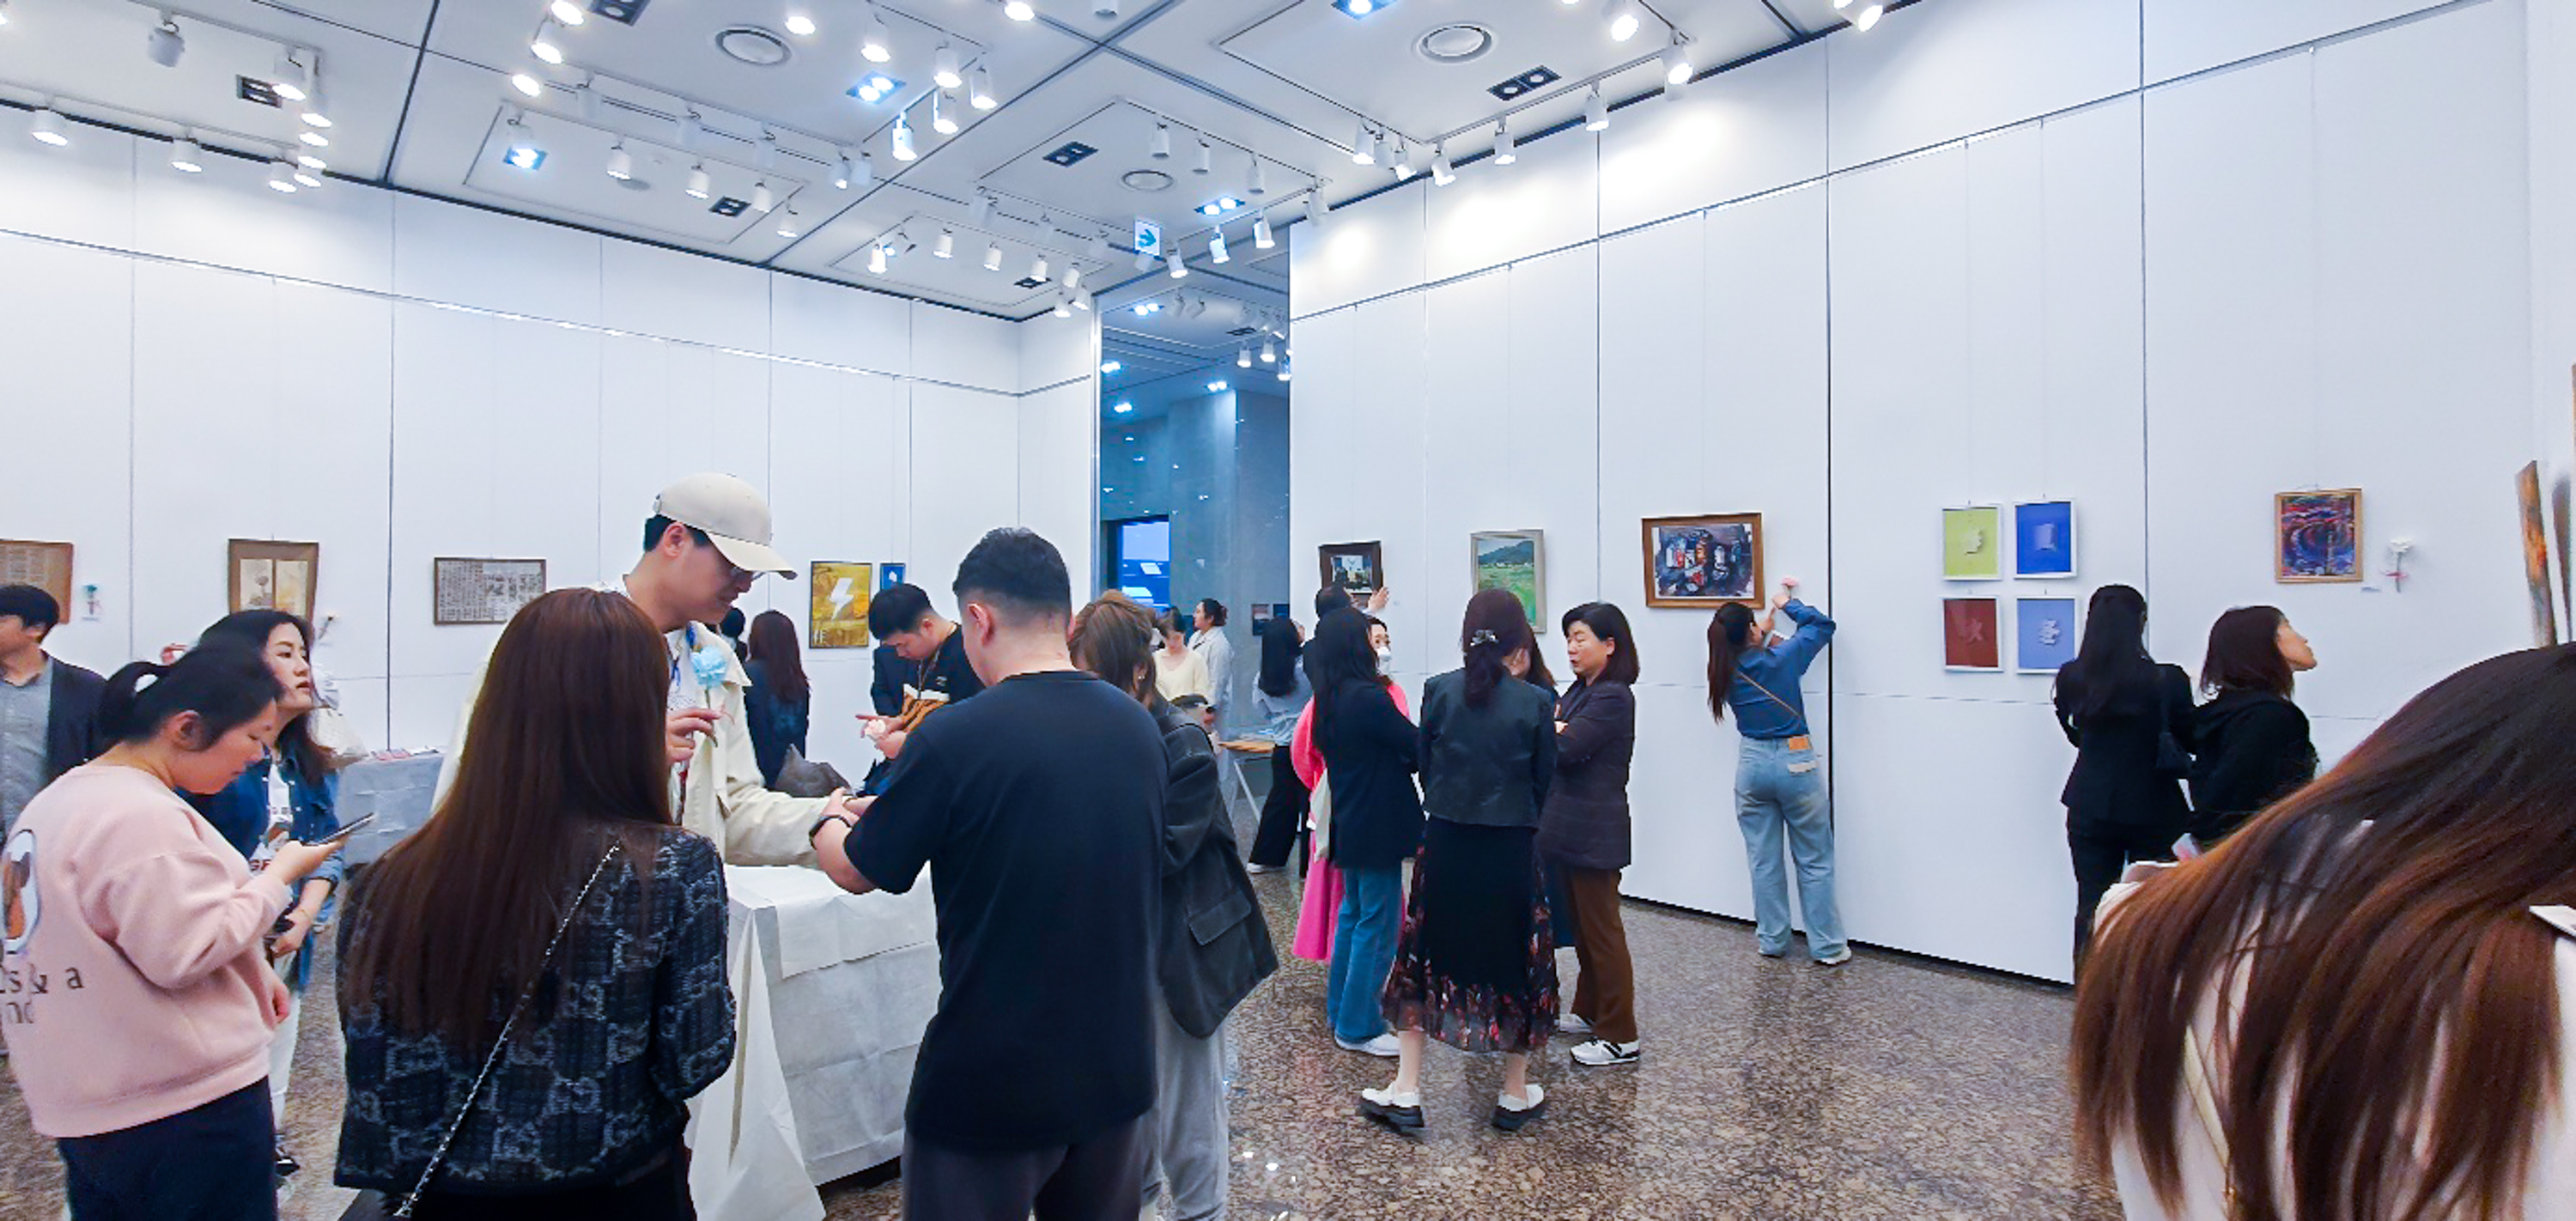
[1735, 736, 1845, 961]
[1325, 863, 1404, 1042]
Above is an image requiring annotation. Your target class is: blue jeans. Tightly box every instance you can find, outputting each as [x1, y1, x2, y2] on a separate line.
[1326, 864, 1404, 1042]
[1735, 737, 1845, 960]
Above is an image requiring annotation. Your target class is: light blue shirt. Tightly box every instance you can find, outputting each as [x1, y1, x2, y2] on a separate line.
[0, 660, 53, 835]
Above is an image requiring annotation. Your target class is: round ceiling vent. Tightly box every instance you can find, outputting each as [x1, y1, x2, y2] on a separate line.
[714, 27, 793, 67]
[1416, 23, 1493, 64]
[1121, 169, 1174, 192]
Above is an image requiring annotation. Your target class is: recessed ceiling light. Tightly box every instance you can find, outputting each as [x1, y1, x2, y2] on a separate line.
[1416, 23, 1491, 63]
[1045, 142, 1098, 167]
[1101, 360, 1122, 374]
[1004, 1, 1035, 20]
[503, 144, 546, 171]
[300, 131, 329, 148]
[295, 150, 327, 171]
[1206, 380, 1228, 392]
[550, 1, 586, 25]
[1333, 0, 1389, 16]
[1132, 301, 1160, 316]
[785, 9, 816, 37]
[1113, 401, 1134, 413]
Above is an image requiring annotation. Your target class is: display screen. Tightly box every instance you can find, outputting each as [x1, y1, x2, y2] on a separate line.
[1114, 516, 1172, 610]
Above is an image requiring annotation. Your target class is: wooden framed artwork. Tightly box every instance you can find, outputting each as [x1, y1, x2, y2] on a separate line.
[1942, 506, 2006, 580]
[0, 540, 74, 614]
[1642, 513, 1763, 608]
[2275, 489, 2363, 583]
[431, 558, 548, 625]
[1469, 530, 1546, 630]
[228, 539, 319, 620]
[2517, 463, 2556, 647]
[1318, 542, 1384, 598]
[811, 561, 874, 649]
[1943, 597, 2003, 671]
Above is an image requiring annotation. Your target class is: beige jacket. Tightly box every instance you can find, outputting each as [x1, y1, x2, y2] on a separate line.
[436, 601, 827, 868]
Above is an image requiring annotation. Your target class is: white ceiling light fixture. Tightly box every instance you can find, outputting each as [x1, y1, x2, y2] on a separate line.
[1193, 138, 1212, 176]
[1075, 290, 1094, 312]
[1585, 88, 1609, 131]
[1151, 123, 1172, 160]
[1277, 366, 1291, 382]
[1004, 1, 1036, 21]
[146, 12, 185, 69]
[861, 7, 892, 62]
[169, 137, 204, 173]
[295, 149, 326, 171]
[1209, 228, 1229, 264]
[676, 110, 702, 149]
[1853, 3, 1886, 30]
[1168, 252, 1188, 278]
[294, 160, 323, 189]
[272, 48, 311, 101]
[1389, 137, 1413, 180]
[1350, 120, 1375, 166]
[983, 241, 1004, 270]
[1062, 264, 1084, 289]
[1087, 231, 1111, 261]
[891, 108, 918, 160]
[933, 228, 956, 258]
[1430, 144, 1455, 186]
[1253, 214, 1274, 249]
[1053, 294, 1072, 319]
[28, 106, 68, 147]
[1247, 155, 1267, 197]
[1134, 248, 1156, 271]
[300, 130, 328, 148]
[511, 71, 544, 99]
[605, 139, 634, 180]
[550, 1, 586, 25]
[1494, 118, 1516, 165]
[686, 163, 711, 198]
[837, 150, 872, 189]
[931, 89, 958, 135]
[1662, 35, 1694, 88]
[1606, 0, 1641, 41]
[1237, 348, 1251, 369]
[1304, 191, 1326, 228]
[1096, 0, 1120, 17]
[933, 45, 962, 89]
[775, 207, 802, 238]
[969, 64, 998, 110]
[1030, 253, 1050, 282]
[268, 158, 299, 192]
[1261, 338, 1278, 364]
[531, 19, 566, 64]
[0, 1, 12, 27]
[969, 191, 994, 226]
[750, 179, 775, 211]
[299, 85, 331, 128]
[786, 9, 817, 37]
[868, 242, 890, 274]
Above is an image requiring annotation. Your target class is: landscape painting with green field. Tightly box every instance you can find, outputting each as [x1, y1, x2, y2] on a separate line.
[1470, 531, 1546, 630]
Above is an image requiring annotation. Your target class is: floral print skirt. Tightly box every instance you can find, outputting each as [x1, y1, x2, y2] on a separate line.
[1381, 820, 1558, 1054]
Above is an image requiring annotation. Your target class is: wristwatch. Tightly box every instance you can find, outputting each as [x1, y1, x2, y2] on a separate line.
[807, 809, 857, 843]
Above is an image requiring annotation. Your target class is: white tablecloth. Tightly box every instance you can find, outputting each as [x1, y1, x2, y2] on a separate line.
[686, 865, 940, 1221]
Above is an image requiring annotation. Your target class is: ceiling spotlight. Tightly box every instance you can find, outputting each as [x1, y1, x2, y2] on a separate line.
[1151, 123, 1172, 160]
[1494, 118, 1516, 164]
[933, 228, 955, 258]
[1276, 367, 1291, 382]
[1052, 295, 1072, 318]
[1853, 3, 1886, 30]
[1430, 145, 1455, 186]
[786, 9, 817, 37]
[1584, 88, 1609, 131]
[983, 241, 1004, 270]
[861, 7, 892, 61]
[1193, 139, 1212, 176]
[294, 161, 323, 189]
[268, 158, 299, 192]
[1114, 398, 1135, 412]
[969, 191, 994, 226]
[1075, 291, 1094, 312]
[1247, 156, 1268, 197]
[1253, 214, 1274, 249]
[1097, 0, 1120, 15]
[273, 48, 311, 102]
[868, 243, 890, 275]
[840, 150, 873, 189]
[776, 207, 802, 238]
[1102, 361, 1122, 374]
[295, 149, 327, 171]
[1182, 294, 1208, 319]
[1167, 252, 1188, 278]
[931, 90, 960, 135]
[1663, 38, 1694, 87]
[169, 137, 204, 173]
[605, 140, 634, 179]
[1087, 231, 1111, 261]
[550, 0, 586, 24]
[1237, 348, 1252, 369]
[1260, 339, 1277, 363]
[1135, 247, 1156, 271]
[1206, 380, 1228, 392]
[1304, 191, 1326, 228]
[969, 65, 998, 110]
[1209, 229, 1229, 263]
[933, 45, 962, 89]
[750, 180, 775, 211]
[1005, 1, 1036, 20]
[1350, 120, 1375, 166]
[686, 164, 711, 198]
[0, 1, 11, 26]
[1606, 0, 1641, 41]
[300, 130, 329, 148]
[146, 13, 185, 69]
[1390, 138, 1414, 179]
[1130, 301, 1159, 316]
[1062, 264, 1084, 289]
[1030, 253, 1051, 282]
[301, 102, 331, 129]
[28, 107, 68, 147]
[891, 109, 918, 160]
[531, 19, 566, 64]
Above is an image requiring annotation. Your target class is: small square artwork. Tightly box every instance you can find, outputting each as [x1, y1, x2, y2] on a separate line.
[1943, 598, 2002, 671]
[1469, 530, 1546, 629]
[2275, 489, 2362, 582]
[228, 540, 319, 620]
[1942, 507, 2005, 580]
[810, 562, 874, 649]
[2015, 597, 2078, 674]
[2517, 462, 2557, 647]
[1641, 513, 1764, 608]
[1319, 542, 1384, 598]
[0, 540, 75, 614]
[431, 558, 548, 625]
[879, 562, 907, 591]
[2013, 501, 2075, 579]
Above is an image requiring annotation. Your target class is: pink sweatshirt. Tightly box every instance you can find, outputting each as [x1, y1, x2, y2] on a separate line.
[1, 763, 292, 1137]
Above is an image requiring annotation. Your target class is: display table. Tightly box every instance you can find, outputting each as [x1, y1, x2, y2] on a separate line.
[685, 865, 940, 1221]
[335, 752, 445, 865]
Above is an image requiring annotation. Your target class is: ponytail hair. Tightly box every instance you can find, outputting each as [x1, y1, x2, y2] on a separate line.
[98, 641, 281, 750]
[1461, 588, 1527, 707]
[1705, 603, 1757, 723]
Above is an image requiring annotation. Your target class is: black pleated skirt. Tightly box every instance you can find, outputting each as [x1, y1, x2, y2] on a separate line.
[1381, 820, 1558, 1054]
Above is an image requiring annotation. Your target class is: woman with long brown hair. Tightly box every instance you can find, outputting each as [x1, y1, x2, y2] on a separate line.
[2073, 645, 2576, 1221]
[334, 588, 733, 1218]
[743, 608, 811, 787]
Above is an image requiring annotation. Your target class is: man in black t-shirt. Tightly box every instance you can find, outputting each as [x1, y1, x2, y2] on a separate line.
[861, 582, 987, 764]
[812, 531, 1163, 1220]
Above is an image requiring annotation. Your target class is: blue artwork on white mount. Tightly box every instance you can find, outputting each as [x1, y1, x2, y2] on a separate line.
[2017, 597, 2079, 673]
[2014, 501, 2076, 579]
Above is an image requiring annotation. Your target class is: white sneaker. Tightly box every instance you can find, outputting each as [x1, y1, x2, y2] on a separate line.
[1571, 1038, 1640, 1066]
[1335, 1032, 1403, 1058]
[1816, 948, 1853, 966]
[1554, 1013, 1592, 1036]
[1245, 862, 1278, 874]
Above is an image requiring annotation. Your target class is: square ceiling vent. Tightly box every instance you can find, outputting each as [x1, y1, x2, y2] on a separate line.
[591, 0, 651, 25]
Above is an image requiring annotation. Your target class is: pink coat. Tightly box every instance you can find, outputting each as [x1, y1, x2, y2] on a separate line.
[1290, 682, 1410, 962]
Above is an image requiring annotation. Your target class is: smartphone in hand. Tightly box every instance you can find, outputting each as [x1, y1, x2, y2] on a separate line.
[301, 811, 378, 847]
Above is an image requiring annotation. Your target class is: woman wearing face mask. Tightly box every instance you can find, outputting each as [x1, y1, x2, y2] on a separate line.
[188, 610, 347, 1177]
[2187, 606, 2318, 847]
[1, 642, 343, 1220]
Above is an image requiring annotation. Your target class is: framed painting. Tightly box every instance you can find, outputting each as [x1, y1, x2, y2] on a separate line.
[2518, 462, 2557, 647]
[879, 562, 907, 591]
[1642, 513, 1763, 608]
[430, 557, 548, 626]
[2015, 596, 2078, 674]
[2013, 501, 2075, 579]
[0, 540, 75, 614]
[810, 562, 874, 649]
[1943, 598, 2002, 671]
[1469, 530, 1546, 630]
[1942, 506, 2005, 580]
[1319, 542, 1384, 598]
[2275, 489, 2362, 583]
[228, 539, 319, 620]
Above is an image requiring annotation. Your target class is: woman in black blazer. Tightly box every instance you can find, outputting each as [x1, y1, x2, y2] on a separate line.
[1538, 602, 1642, 1068]
[2189, 604, 2318, 846]
[2052, 584, 2194, 961]
[1309, 607, 1423, 1055]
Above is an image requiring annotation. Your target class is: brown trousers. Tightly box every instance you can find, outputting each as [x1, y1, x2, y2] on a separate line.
[1561, 866, 1637, 1043]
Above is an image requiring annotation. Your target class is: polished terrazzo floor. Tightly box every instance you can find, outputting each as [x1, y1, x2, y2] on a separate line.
[0, 795, 2122, 1221]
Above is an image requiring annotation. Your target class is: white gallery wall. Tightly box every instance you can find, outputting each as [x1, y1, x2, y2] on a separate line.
[0, 125, 1097, 762]
[1290, 0, 2560, 982]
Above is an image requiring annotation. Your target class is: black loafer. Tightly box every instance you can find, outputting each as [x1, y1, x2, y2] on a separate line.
[1359, 1094, 1425, 1132]
[1491, 1097, 1548, 1132]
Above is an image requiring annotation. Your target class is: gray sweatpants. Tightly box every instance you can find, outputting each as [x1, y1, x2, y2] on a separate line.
[1139, 1005, 1230, 1221]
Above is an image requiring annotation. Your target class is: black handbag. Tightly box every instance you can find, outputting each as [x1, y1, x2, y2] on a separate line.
[341, 843, 623, 1220]
[2153, 672, 2192, 781]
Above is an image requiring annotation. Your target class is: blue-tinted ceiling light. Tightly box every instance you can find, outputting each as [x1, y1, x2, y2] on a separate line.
[1334, 0, 1388, 16]
[503, 144, 547, 170]
[1101, 360, 1123, 374]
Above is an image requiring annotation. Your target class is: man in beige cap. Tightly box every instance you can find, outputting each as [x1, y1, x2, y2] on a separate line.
[439, 472, 840, 865]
